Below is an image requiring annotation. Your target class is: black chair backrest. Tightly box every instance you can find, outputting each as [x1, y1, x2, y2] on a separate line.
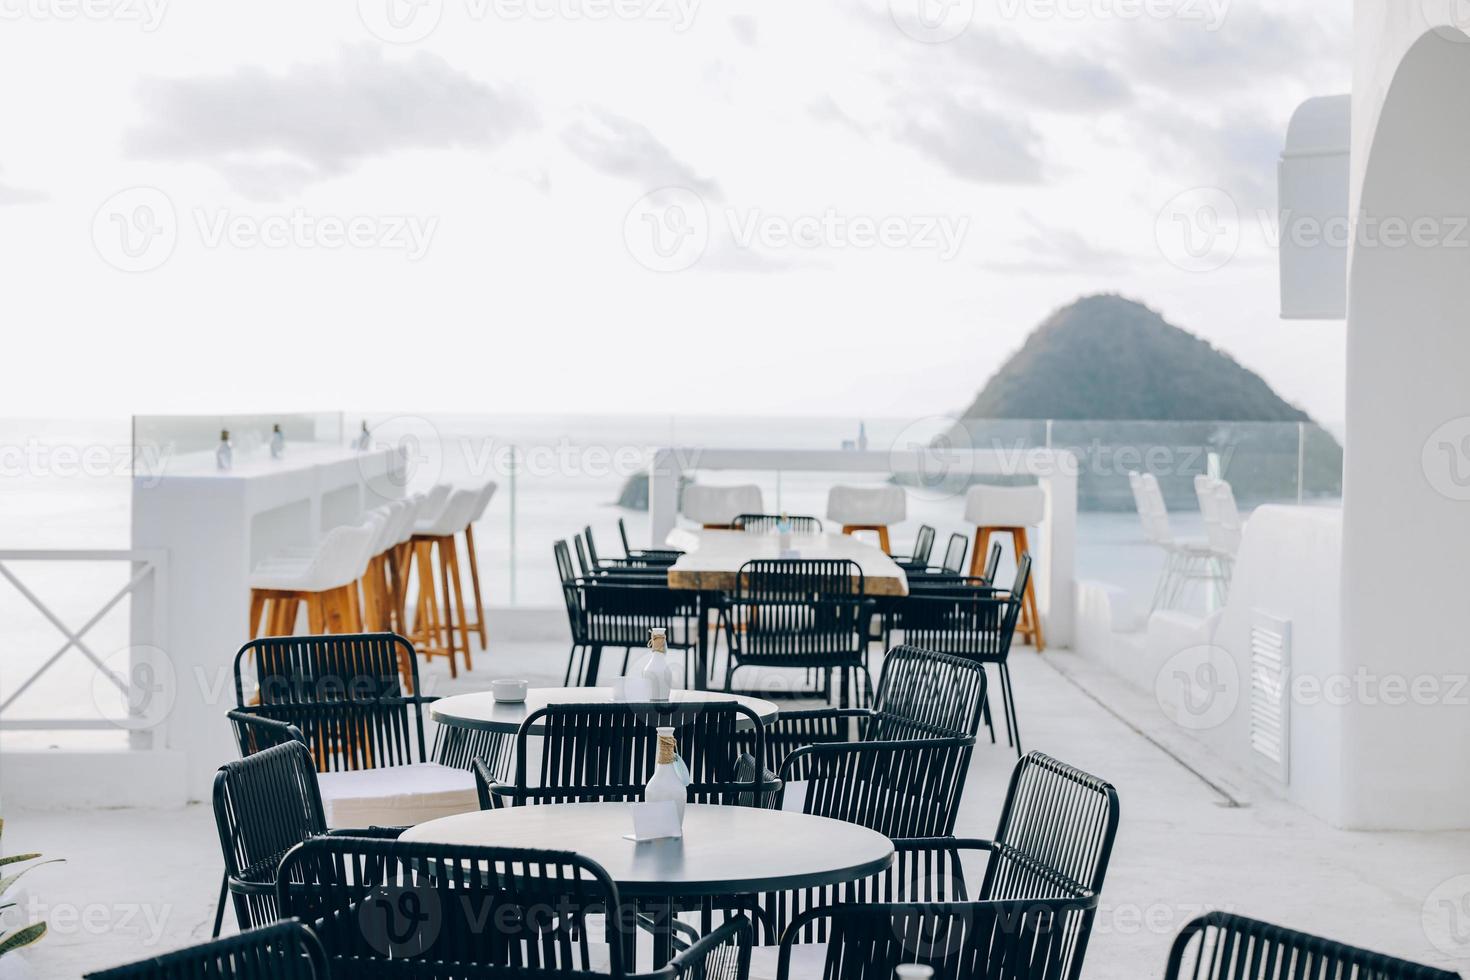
[499, 701, 764, 806]
[729, 559, 865, 661]
[732, 513, 823, 534]
[583, 525, 604, 567]
[982, 751, 1119, 903]
[618, 517, 635, 557]
[1165, 912, 1459, 980]
[940, 533, 968, 574]
[869, 645, 988, 740]
[778, 899, 1096, 980]
[780, 736, 974, 838]
[232, 633, 426, 771]
[910, 524, 936, 565]
[213, 741, 327, 931]
[895, 556, 1032, 664]
[277, 836, 628, 978]
[984, 541, 1003, 583]
[554, 540, 586, 641]
[84, 920, 327, 980]
[573, 534, 595, 577]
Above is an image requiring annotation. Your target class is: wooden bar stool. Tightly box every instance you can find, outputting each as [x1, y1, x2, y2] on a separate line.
[459, 480, 498, 650]
[408, 487, 480, 678]
[248, 516, 382, 639]
[964, 484, 1045, 651]
[826, 484, 907, 553]
[680, 483, 764, 530]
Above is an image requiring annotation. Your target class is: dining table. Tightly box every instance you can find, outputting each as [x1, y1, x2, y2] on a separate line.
[401, 801, 895, 968]
[663, 528, 908, 689]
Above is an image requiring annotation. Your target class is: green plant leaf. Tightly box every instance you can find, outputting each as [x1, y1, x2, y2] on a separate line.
[0, 860, 63, 899]
[0, 855, 41, 868]
[0, 922, 47, 957]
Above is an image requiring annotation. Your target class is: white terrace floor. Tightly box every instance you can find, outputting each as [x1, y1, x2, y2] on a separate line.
[7, 641, 1469, 979]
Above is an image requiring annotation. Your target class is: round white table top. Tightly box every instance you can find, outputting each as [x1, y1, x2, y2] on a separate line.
[430, 686, 780, 733]
[401, 802, 894, 898]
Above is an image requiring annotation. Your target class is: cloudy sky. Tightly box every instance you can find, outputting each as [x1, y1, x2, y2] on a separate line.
[0, 0, 1351, 424]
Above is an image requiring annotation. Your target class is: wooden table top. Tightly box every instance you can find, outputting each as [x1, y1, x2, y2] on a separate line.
[664, 529, 908, 596]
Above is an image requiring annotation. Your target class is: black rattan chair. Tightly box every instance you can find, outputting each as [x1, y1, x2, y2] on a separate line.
[891, 524, 936, 571]
[1165, 912, 1458, 980]
[769, 751, 1118, 971]
[587, 525, 680, 571]
[228, 632, 435, 769]
[85, 920, 328, 980]
[775, 898, 1096, 980]
[276, 836, 752, 980]
[619, 518, 685, 565]
[211, 741, 327, 936]
[556, 540, 698, 686]
[731, 514, 824, 534]
[778, 736, 974, 839]
[722, 559, 874, 707]
[892, 557, 1032, 755]
[750, 645, 988, 779]
[479, 701, 775, 807]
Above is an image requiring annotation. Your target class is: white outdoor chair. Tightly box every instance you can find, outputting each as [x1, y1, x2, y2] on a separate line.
[681, 483, 764, 529]
[825, 484, 907, 553]
[408, 486, 483, 677]
[1129, 471, 1219, 613]
[248, 514, 384, 637]
[1194, 474, 1243, 602]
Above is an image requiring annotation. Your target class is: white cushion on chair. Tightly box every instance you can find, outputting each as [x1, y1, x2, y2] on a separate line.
[681, 484, 764, 525]
[825, 485, 906, 526]
[963, 485, 1044, 528]
[316, 762, 479, 829]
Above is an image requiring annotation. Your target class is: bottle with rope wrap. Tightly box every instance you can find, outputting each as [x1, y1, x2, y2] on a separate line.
[644, 726, 687, 830]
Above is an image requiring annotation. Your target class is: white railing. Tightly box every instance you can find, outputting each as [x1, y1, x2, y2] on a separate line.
[0, 549, 169, 748]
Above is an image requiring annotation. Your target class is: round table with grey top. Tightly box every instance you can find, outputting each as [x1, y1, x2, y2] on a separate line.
[402, 802, 894, 968]
[430, 686, 780, 734]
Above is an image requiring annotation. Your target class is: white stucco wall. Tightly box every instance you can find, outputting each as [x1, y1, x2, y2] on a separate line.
[1343, 2, 1470, 828]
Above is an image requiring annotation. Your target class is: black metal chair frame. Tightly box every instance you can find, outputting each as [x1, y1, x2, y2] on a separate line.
[587, 525, 680, 571]
[557, 539, 700, 687]
[775, 897, 1098, 980]
[722, 559, 875, 708]
[227, 632, 438, 771]
[731, 514, 824, 534]
[1164, 911, 1459, 980]
[891, 524, 937, 571]
[275, 835, 752, 980]
[778, 735, 975, 839]
[619, 517, 685, 565]
[85, 920, 329, 980]
[890, 556, 1032, 755]
[749, 645, 989, 780]
[482, 701, 776, 808]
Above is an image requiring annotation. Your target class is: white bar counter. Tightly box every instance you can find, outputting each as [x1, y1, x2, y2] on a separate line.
[130, 445, 403, 799]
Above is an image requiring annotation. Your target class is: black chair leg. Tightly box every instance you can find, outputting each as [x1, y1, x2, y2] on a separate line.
[1000, 662, 1022, 756]
[620, 647, 632, 676]
[585, 645, 604, 685]
[563, 643, 581, 686]
[981, 685, 997, 744]
[211, 871, 229, 938]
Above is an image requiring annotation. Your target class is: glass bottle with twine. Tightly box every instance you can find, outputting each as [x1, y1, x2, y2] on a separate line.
[644, 725, 687, 829]
[638, 627, 674, 701]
